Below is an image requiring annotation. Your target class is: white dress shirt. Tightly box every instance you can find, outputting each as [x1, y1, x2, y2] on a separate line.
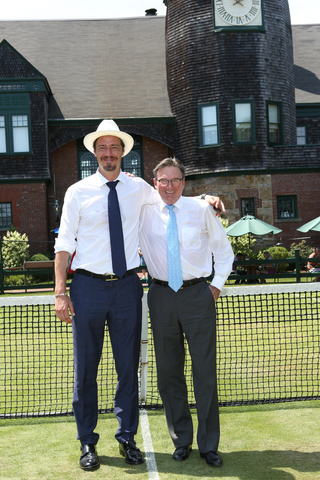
[55, 170, 159, 274]
[139, 196, 234, 291]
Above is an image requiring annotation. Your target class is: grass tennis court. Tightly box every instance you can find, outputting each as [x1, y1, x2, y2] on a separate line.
[0, 283, 319, 479]
[1, 401, 320, 480]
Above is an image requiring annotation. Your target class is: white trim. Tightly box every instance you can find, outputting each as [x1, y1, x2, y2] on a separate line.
[220, 282, 320, 297]
[140, 409, 160, 480]
[0, 295, 56, 306]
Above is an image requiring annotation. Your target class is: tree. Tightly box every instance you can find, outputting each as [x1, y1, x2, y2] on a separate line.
[220, 218, 256, 258]
[288, 240, 313, 259]
[2, 229, 30, 268]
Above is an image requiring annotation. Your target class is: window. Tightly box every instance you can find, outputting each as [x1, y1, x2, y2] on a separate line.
[122, 151, 142, 177]
[267, 102, 283, 145]
[297, 126, 307, 145]
[12, 115, 29, 152]
[241, 198, 255, 217]
[0, 116, 6, 153]
[79, 151, 97, 179]
[122, 135, 143, 176]
[0, 93, 31, 154]
[233, 101, 255, 144]
[199, 103, 219, 146]
[277, 195, 297, 219]
[0, 203, 12, 229]
[0, 83, 27, 92]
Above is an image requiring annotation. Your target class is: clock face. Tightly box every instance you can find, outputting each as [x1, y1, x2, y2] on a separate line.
[214, 0, 263, 28]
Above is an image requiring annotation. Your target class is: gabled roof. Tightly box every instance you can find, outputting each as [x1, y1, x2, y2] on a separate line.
[0, 39, 51, 97]
[0, 17, 172, 120]
[292, 24, 320, 104]
[0, 39, 46, 79]
[0, 19, 319, 121]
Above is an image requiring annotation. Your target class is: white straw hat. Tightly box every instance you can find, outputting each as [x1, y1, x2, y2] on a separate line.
[83, 119, 134, 156]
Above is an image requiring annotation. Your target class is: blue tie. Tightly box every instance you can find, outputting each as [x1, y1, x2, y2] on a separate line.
[166, 204, 183, 292]
[107, 181, 127, 278]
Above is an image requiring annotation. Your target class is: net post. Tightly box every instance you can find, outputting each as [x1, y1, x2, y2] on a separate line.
[295, 248, 301, 283]
[140, 291, 149, 403]
[0, 237, 4, 294]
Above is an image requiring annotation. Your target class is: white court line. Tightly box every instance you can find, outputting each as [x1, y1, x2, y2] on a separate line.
[140, 409, 160, 480]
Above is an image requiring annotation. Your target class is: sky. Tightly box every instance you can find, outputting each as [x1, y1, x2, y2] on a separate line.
[0, 0, 319, 24]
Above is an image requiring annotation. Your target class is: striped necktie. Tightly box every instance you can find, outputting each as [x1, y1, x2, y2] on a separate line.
[107, 181, 127, 278]
[166, 204, 183, 292]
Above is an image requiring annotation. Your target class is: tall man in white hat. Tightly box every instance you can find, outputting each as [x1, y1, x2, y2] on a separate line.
[54, 120, 224, 471]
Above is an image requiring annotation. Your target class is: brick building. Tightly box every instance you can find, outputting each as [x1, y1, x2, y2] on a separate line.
[0, 0, 319, 253]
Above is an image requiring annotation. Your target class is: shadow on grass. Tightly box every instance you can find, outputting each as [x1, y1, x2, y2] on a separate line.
[149, 449, 320, 479]
[97, 454, 149, 474]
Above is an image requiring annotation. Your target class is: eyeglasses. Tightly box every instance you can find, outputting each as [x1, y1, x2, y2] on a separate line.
[156, 178, 183, 187]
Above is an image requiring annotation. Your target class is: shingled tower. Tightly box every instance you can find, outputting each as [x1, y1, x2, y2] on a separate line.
[165, 0, 296, 176]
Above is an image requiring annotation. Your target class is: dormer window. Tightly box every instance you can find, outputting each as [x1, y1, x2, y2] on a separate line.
[0, 93, 31, 155]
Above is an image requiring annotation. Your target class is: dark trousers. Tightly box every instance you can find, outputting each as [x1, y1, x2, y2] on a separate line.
[148, 279, 220, 454]
[70, 271, 143, 445]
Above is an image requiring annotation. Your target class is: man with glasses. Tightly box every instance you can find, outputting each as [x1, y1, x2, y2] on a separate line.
[139, 157, 234, 467]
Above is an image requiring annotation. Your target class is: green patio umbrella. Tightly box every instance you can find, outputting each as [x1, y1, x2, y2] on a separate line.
[297, 216, 320, 233]
[225, 215, 282, 236]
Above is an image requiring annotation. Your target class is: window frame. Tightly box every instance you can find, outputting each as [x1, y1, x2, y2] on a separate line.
[232, 100, 256, 145]
[0, 93, 32, 155]
[121, 135, 143, 177]
[198, 102, 220, 147]
[266, 101, 283, 146]
[296, 125, 307, 145]
[0, 113, 32, 155]
[0, 202, 13, 230]
[241, 198, 255, 217]
[277, 195, 298, 220]
[78, 149, 97, 179]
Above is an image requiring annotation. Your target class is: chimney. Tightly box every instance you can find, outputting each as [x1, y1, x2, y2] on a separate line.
[145, 8, 157, 16]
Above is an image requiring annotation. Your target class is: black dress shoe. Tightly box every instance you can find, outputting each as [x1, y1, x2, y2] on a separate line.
[172, 445, 192, 461]
[79, 444, 100, 470]
[119, 440, 144, 465]
[200, 451, 223, 467]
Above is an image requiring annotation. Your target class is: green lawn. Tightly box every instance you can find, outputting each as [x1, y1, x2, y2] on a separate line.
[1, 401, 319, 480]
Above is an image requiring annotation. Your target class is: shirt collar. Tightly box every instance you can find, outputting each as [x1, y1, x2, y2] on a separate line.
[160, 195, 184, 211]
[95, 169, 127, 186]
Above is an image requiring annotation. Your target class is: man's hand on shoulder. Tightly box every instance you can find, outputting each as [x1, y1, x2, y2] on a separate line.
[203, 195, 226, 216]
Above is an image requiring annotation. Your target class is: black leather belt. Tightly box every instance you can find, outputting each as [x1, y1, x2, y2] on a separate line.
[76, 268, 136, 281]
[152, 277, 204, 289]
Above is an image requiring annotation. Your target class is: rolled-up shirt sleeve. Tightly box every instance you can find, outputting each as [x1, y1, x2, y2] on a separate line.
[54, 187, 79, 255]
[205, 207, 234, 291]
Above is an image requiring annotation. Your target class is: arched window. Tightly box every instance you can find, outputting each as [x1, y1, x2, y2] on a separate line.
[79, 150, 97, 179]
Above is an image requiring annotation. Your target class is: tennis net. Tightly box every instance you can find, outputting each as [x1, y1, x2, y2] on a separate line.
[1, 283, 319, 418]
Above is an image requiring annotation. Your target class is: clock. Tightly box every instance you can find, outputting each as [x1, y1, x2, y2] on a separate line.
[213, 0, 263, 29]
